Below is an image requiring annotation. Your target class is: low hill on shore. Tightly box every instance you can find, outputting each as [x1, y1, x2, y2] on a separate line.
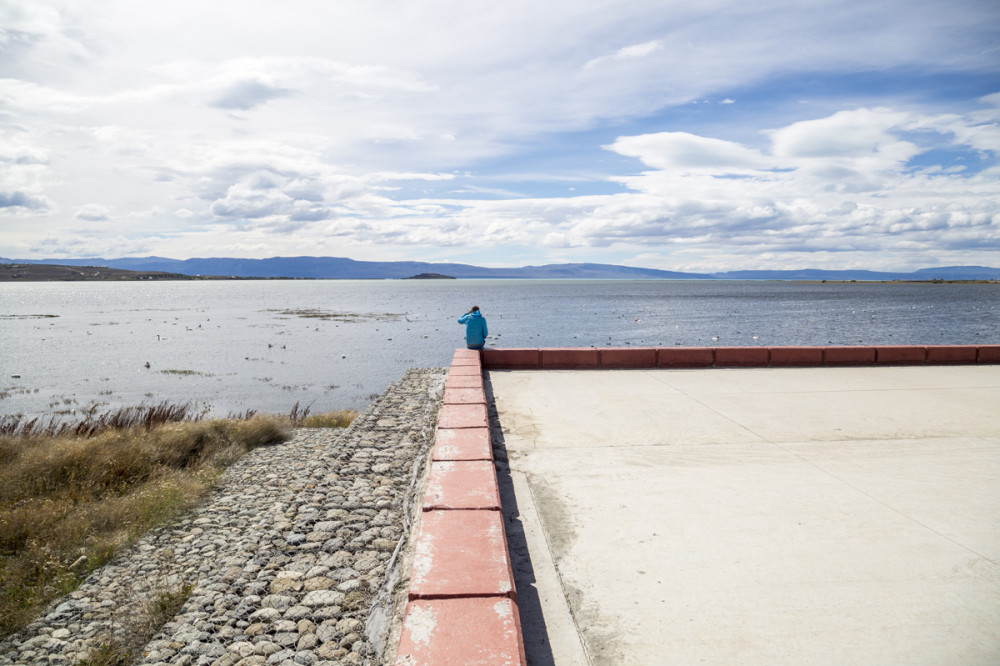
[0, 263, 236, 282]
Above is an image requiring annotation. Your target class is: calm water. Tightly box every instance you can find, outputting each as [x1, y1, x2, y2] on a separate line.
[2, 280, 998, 419]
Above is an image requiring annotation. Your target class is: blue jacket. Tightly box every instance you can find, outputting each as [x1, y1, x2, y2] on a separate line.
[458, 310, 488, 347]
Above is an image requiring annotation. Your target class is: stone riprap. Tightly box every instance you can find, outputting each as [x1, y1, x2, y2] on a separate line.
[0, 368, 447, 666]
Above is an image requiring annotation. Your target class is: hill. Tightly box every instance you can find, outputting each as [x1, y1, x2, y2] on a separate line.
[0, 263, 232, 282]
[2, 257, 999, 281]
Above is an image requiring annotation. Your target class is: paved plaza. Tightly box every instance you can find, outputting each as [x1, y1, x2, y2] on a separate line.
[489, 365, 1000, 665]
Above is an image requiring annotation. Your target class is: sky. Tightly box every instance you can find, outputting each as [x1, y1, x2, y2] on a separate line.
[1, 0, 999, 272]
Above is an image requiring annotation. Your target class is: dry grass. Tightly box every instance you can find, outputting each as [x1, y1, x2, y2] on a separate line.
[0, 409, 291, 638]
[300, 409, 359, 428]
[0, 402, 203, 438]
[285, 402, 360, 429]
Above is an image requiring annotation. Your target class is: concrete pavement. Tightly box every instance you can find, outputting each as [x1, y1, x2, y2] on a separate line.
[488, 365, 1000, 665]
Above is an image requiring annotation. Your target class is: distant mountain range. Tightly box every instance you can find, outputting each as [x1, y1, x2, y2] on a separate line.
[3, 256, 1000, 281]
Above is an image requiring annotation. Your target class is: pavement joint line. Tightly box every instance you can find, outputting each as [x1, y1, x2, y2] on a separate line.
[663, 379, 775, 443]
[767, 437, 1000, 566]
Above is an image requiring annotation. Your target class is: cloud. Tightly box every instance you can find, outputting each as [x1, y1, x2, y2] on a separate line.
[584, 40, 663, 70]
[0, 190, 47, 209]
[209, 77, 291, 111]
[767, 108, 917, 162]
[74, 204, 110, 221]
[608, 132, 773, 171]
[366, 172, 456, 182]
[0, 143, 48, 165]
[0, 2, 97, 81]
[209, 175, 300, 220]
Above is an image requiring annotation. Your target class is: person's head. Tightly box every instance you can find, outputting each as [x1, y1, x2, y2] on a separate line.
[469, 305, 480, 312]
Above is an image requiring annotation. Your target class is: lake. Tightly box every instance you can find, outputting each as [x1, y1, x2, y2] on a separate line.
[2, 279, 998, 420]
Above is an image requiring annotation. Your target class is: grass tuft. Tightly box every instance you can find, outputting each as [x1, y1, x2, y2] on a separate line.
[285, 402, 359, 429]
[300, 410, 359, 428]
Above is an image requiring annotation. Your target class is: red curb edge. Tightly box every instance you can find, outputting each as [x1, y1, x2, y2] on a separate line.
[926, 345, 978, 364]
[422, 460, 502, 511]
[714, 346, 770, 367]
[980, 345, 1000, 363]
[432, 427, 492, 462]
[769, 346, 824, 366]
[482, 348, 539, 370]
[479, 345, 1000, 369]
[823, 346, 877, 365]
[539, 347, 598, 369]
[395, 352, 526, 665]
[395, 598, 527, 666]
[657, 347, 715, 367]
[598, 347, 657, 368]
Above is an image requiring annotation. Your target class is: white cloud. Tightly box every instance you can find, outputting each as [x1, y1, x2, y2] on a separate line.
[608, 132, 773, 172]
[366, 172, 456, 183]
[0, 191, 48, 210]
[74, 204, 110, 221]
[209, 77, 291, 111]
[584, 40, 664, 70]
[768, 108, 918, 164]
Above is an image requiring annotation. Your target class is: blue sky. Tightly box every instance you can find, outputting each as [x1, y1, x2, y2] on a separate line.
[1, 0, 998, 271]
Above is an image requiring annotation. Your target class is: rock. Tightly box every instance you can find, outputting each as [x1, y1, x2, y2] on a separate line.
[249, 608, 281, 622]
[296, 634, 319, 651]
[235, 657, 267, 666]
[243, 623, 266, 637]
[282, 605, 312, 620]
[293, 650, 317, 664]
[302, 577, 334, 592]
[316, 643, 347, 660]
[301, 590, 344, 608]
[260, 595, 294, 611]
[271, 619, 297, 633]
[268, 576, 302, 594]
[337, 579, 362, 593]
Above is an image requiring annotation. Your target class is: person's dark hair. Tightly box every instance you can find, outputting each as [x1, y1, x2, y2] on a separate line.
[470, 305, 480, 312]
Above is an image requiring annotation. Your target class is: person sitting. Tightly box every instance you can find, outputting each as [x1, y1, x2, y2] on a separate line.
[458, 305, 488, 350]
